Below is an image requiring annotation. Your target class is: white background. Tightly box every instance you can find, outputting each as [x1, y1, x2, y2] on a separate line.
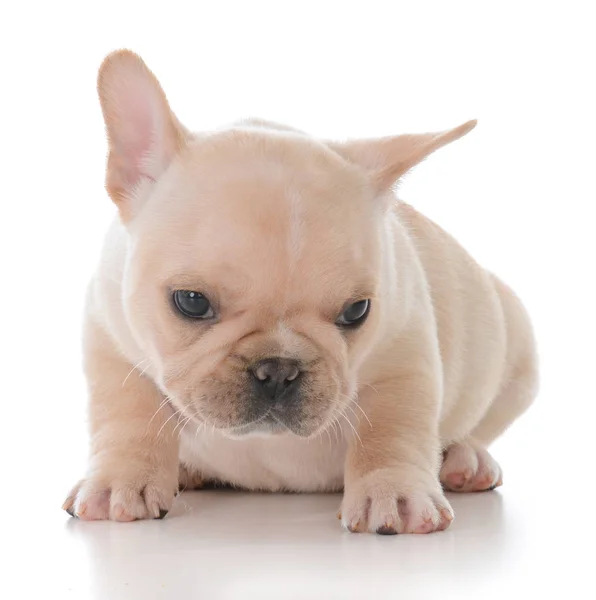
[1, 1, 595, 599]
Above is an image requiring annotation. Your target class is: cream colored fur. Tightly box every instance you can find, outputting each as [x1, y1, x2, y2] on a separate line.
[63, 50, 538, 534]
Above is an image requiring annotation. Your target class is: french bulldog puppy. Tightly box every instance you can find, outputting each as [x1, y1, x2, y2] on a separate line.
[63, 50, 538, 534]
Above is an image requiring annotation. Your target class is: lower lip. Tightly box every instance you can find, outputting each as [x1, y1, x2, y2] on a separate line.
[166, 402, 289, 436]
[231, 415, 286, 435]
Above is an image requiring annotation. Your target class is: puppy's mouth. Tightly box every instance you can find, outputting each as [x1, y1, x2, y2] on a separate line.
[164, 398, 293, 437]
[224, 411, 289, 438]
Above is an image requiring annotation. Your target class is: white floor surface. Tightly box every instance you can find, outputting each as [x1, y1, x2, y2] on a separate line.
[5, 409, 593, 599]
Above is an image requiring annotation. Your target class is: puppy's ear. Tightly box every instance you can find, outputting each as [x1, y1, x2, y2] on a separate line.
[97, 50, 188, 220]
[329, 120, 476, 194]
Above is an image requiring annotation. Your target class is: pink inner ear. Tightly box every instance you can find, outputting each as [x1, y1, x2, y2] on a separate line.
[109, 79, 162, 189]
[99, 51, 185, 215]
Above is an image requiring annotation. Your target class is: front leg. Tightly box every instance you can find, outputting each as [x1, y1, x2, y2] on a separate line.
[341, 371, 453, 534]
[62, 319, 180, 521]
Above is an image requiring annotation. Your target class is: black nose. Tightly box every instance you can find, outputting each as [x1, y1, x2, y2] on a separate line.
[251, 358, 301, 402]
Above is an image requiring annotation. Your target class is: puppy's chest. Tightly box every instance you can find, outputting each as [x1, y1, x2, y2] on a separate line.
[179, 430, 347, 492]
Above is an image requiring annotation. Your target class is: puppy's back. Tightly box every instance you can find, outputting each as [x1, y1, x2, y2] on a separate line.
[394, 201, 533, 441]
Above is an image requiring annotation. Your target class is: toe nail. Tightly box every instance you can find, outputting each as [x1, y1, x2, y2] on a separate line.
[441, 511, 454, 523]
[347, 521, 361, 533]
[156, 509, 169, 520]
[376, 525, 398, 535]
[64, 506, 75, 518]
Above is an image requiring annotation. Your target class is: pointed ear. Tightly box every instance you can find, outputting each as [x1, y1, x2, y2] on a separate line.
[329, 120, 477, 193]
[97, 50, 188, 220]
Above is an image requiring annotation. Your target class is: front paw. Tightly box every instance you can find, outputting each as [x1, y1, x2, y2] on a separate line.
[62, 459, 178, 522]
[340, 467, 453, 534]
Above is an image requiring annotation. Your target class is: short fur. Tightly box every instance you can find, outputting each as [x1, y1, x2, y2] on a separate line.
[63, 51, 538, 534]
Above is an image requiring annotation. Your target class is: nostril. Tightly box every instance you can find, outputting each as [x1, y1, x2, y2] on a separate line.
[251, 358, 301, 399]
[285, 365, 300, 383]
[254, 363, 271, 382]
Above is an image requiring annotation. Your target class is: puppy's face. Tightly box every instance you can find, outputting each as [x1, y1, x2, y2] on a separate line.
[98, 50, 475, 438]
[124, 131, 386, 437]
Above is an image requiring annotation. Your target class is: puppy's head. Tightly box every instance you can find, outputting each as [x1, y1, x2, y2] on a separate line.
[98, 50, 475, 438]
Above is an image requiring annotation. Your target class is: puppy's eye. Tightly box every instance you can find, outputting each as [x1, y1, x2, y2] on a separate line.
[336, 299, 370, 327]
[173, 290, 214, 319]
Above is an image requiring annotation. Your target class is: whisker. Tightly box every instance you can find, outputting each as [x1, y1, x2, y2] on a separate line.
[323, 422, 332, 446]
[173, 413, 191, 435]
[146, 396, 173, 431]
[333, 417, 343, 443]
[122, 358, 150, 387]
[157, 407, 182, 438]
[343, 402, 362, 425]
[349, 400, 372, 429]
[361, 382, 379, 395]
[335, 390, 372, 430]
[328, 417, 337, 443]
[195, 420, 207, 438]
[340, 412, 363, 447]
[139, 362, 152, 377]
[177, 415, 193, 439]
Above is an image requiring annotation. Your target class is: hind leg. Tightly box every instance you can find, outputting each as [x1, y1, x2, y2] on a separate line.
[441, 365, 538, 492]
[470, 366, 538, 446]
[440, 439, 502, 492]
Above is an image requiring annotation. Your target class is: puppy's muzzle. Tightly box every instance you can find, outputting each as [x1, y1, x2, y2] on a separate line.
[250, 358, 301, 405]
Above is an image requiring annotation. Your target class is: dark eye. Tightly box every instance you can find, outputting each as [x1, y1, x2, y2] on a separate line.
[173, 290, 214, 319]
[336, 299, 370, 327]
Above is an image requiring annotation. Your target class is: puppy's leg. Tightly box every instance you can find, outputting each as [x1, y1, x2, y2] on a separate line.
[62, 319, 180, 521]
[441, 361, 538, 492]
[470, 364, 538, 447]
[340, 371, 453, 535]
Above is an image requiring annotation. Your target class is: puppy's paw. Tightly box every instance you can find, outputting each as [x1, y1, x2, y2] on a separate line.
[340, 468, 453, 535]
[62, 462, 178, 521]
[178, 463, 204, 491]
[440, 442, 502, 492]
